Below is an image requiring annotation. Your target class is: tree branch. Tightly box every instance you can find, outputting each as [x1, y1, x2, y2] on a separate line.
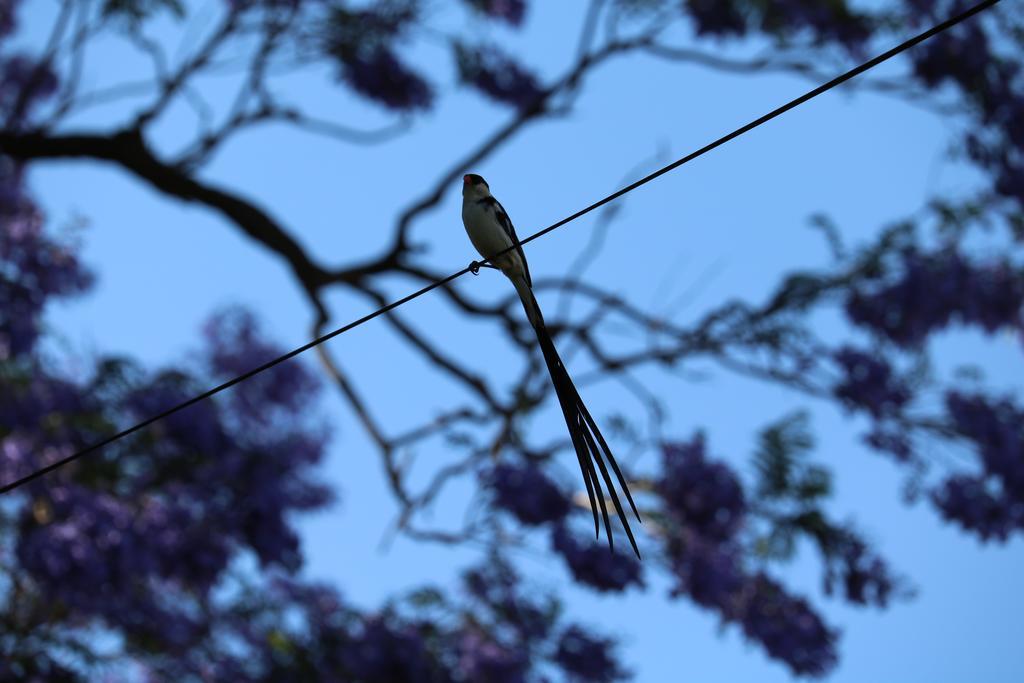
[0, 128, 331, 312]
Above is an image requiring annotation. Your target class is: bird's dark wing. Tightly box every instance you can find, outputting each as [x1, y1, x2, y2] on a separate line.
[485, 196, 531, 288]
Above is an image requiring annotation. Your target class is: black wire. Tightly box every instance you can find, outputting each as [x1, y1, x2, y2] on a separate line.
[517, 0, 1000, 252]
[0, 0, 999, 495]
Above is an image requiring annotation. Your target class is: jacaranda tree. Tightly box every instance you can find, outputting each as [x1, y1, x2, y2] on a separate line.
[1, 0, 1021, 680]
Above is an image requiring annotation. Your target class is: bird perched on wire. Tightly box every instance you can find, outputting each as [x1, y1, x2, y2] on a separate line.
[461, 173, 641, 558]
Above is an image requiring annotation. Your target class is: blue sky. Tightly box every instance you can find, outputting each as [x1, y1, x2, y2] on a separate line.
[18, 1, 1024, 680]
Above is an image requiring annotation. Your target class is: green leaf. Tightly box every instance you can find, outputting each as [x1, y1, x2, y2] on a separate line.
[794, 465, 832, 501]
[753, 527, 797, 561]
[267, 629, 293, 654]
[406, 587, 446, 608]
[752, 411, 814, 499]
[792, 509, 831, 542]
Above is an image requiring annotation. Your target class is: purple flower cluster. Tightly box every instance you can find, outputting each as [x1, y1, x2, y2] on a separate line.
[455, 43, 544, 111]
[947, 392, 1024, 498]
[6, 305, 332, 649]
[0, 160, 92, 360]
[931, 392, 1024, 541]
[665, 534, 839, 676]
[551, 525, 644, 593]
[931, 474, 1022, 542]
[344, 620, 441, 683]
[203, 306, 322, 428]
[1, 54, 58, 127]
[0, 653, 79, 682]
[902, 0, 939, 22]
[463, 558, 554, 642]
[198, 556, 625, 683]
[912, 23, 991, 89]
[685, 0, 746, 37]
[325, 6, 432, 111]
[862, 425, 913, 462]
[0, 127, 343, 675]
[224, 0, 303, 13]
[15, 485, 216, 646]
[122, 388, 330, 570]
[461, 0, 526, 26]
[845, 247, 1024, 347]
[910, 20, 1024, 208]
[823, 532, 901, 607]
[827, 348, 917, 464]
[758, 0, 872, 48]
[193, 554, 630, 683]
[455, 630, 528, 683]
[0, 0, 18, 39]
[658, 438, 747, 606]
[682, 0, 872, 48]
[832, 347, 910, 418]
[0, 435, 35, 486]
[486, 462, 571, 526]
[555, 625, 629, 683]
[342, 48, 433, 111]
[0, 370, 88, 441]
[741, 574, 838, 677]
[457, 559, 630, 682]
[667, 532, 745, 608]
[271, 573, 348, 626]
[125, 378, 227, 453]
[659, 434, 746, 540]
[657, 437, 839, 676]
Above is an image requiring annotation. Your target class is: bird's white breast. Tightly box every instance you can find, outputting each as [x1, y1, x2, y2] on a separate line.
[462, 200, 512, 260]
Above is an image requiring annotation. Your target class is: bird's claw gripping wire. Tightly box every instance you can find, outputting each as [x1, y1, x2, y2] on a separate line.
[469, 260, 497, 275]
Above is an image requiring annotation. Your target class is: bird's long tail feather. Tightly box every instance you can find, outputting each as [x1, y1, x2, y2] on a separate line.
[512, 276, 642, 558]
